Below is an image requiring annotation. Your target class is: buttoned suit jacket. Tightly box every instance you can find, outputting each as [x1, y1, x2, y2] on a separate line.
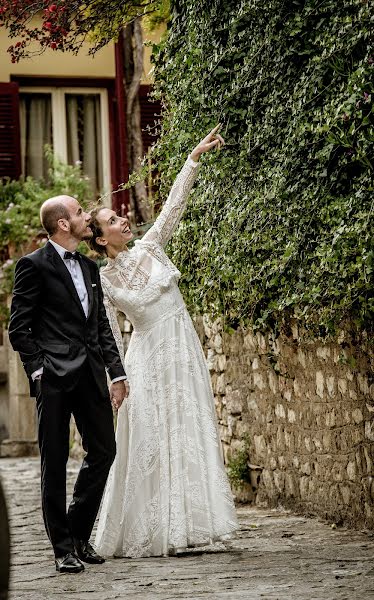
[8, 241, 125, 398]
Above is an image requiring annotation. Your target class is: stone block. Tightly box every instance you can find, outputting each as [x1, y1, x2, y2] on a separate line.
[316, 346, 331, 361]
[352, 408, 363, 424]
[294, 379, 302, 398]
[284, 431, 293, 449]
[254, 434, 267, 459]
[253, 372, 266, 390]
[268, 371, 278, 394]
[265, 408, 273, 423]
[275, 404, 286, 419]
[326, 376, 336, 397]
[243, 331, 257, 352]
[247, 398, 260, 415]
[332, 463, 343, 482]
[357, 374, 369, 395]
[216, 373, 226, 394]
[340, 484, 351, 505]
[365, 501, 373, 519]
[338, 379, 347, 395]
[269, 457, 277, 470]
[288, 409, 296, 423]
[284, 389, 292, 402]
[316, 371, 324, 398]
[226, 389, 242, 416]
[217, 354, 227, 372]
[206, 348, 216, 371]
[236, 421, 250, 439]
[365, 421, 374, 441]
[202, 314, 212, 337]
[346, 370, 354, 382]
[325, 410, 336, 428]
[301, 462, 311, 475]
[220, 425, 231, 444]
[297, 349, 306, 368]
[285, 473, 297, 498]
[299, 476, 309, 499]
[276, 427, 285, 451]
[352, 427, 362, 446]
[252, 357, 260, 370]
[349, 389, 358, 401]
[312, 436, 322, 453]
[273, 470, 285, 492]
[213, 333, 223, 354]
[256, 332, 267, 354]
[364, 447, 373, 474]
[347, 461, 356, 481]
[0, 440, 38, 458]
[227, 415, 236, 437]
[262, 469, 274, 493]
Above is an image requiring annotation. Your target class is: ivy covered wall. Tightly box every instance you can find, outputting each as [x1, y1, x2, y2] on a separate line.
[152, 0, 373, 336]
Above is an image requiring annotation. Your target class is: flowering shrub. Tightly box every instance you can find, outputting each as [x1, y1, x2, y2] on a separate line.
[0, 151, 92, 324]
[0, 0, 165, 61]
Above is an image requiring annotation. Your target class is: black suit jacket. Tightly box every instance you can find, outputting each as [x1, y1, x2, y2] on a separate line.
[8, 241, 125, 397]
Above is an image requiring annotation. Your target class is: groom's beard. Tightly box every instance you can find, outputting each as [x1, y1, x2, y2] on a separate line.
[70, 222, 93, 242]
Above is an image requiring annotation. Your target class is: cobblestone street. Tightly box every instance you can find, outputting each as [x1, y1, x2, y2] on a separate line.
[1, 457, 374, 600]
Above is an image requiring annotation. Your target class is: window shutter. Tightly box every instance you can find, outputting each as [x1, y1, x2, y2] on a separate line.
[0, 82, 21, 181]
[139, 85, 161, 153]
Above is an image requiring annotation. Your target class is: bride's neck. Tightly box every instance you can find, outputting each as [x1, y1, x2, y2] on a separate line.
[107, 245, 128, 259]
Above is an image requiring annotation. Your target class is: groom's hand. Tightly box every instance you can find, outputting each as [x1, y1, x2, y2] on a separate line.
[110, 380, 129, 410]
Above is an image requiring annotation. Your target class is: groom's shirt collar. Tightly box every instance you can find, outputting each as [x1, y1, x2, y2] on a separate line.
[49, 239, 76, 259]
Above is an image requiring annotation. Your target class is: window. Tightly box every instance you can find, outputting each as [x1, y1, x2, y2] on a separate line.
[19, 87, 111, 197]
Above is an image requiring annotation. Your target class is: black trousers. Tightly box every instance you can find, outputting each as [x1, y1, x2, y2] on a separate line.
[35, 362, 116, 558]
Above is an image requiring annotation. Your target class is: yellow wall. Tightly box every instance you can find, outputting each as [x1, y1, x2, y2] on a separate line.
[0, 22, 162, 83]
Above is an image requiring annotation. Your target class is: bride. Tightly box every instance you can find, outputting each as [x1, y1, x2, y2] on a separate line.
[90, 126, 239, 558]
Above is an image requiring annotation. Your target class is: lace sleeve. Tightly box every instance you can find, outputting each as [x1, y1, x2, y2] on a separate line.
[142, 155, 200, 247]
[101, 276, 125, 368]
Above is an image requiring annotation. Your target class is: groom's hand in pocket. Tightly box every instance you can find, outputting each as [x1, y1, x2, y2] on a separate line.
[110, 380, 129, 410]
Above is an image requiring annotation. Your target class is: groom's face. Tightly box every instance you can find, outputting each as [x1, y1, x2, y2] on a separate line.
[66, 198, 93, 241]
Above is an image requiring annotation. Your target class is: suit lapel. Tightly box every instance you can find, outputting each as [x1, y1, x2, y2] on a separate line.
[45, 242, 87, 319]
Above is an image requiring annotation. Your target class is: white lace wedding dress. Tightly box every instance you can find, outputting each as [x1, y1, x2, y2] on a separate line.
[95, 156, 239, 558]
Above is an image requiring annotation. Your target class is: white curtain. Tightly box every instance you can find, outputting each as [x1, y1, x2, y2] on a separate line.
[66, 94, 103, 196]
[19, 93, 52, 180]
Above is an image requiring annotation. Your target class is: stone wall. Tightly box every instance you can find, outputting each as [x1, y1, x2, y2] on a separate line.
[194, 316, 374, 529]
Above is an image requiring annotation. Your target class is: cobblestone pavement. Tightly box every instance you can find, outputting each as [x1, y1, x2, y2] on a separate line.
[1, 457, 374, 600]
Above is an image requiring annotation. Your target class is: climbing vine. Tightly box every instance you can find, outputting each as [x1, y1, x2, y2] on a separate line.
[151, 0, 373, 335]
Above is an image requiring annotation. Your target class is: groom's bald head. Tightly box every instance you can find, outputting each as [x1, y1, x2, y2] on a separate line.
[40, 195, 73, 236]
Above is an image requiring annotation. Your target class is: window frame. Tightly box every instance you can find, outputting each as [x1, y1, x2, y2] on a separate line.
[19, 86, 111, 197]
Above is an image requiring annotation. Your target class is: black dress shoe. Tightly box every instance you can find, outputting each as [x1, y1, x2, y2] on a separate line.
[74, 539, 105, 564]
[55, 552, 85, 573]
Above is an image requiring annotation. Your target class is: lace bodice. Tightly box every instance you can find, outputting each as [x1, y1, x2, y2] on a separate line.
[101, 156, 200, 365]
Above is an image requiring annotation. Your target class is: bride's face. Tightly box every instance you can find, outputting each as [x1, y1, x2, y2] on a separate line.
[96, 208, 133, 251]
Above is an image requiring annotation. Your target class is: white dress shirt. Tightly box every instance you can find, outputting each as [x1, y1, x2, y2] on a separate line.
[32, 240, 126, 384]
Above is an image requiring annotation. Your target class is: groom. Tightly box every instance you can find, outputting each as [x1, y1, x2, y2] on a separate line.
[9, 195, 128, 573]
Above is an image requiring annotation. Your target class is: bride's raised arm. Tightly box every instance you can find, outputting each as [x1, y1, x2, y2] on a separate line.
[142, 125, 224, 247]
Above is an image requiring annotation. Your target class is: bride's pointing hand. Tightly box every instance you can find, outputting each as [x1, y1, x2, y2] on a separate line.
[190, 124, 225, 162]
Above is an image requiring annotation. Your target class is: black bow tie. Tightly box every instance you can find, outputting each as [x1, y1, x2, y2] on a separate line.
[64, 251, 79, 261]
